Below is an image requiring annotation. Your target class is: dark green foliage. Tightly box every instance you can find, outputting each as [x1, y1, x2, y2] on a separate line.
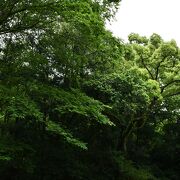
[0, 0, 179, 180]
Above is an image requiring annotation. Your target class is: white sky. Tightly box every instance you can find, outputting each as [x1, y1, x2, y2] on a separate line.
[107, 0, 180, 45]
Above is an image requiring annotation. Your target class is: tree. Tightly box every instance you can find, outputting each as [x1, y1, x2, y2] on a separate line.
[0, 1, 121, 179]
[0, 1, 179, 179]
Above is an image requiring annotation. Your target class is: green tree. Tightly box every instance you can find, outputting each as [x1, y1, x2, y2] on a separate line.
[0, 0, 121, 179]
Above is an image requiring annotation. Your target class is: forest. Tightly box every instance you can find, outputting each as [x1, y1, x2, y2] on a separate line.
[0, 0, 179, 179]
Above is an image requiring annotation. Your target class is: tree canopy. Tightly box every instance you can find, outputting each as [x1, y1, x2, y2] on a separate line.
[0, 1, 179, 180]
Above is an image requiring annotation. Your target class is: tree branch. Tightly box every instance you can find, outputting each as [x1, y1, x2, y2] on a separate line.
[141, 58, 154, 79]
[164, 91, 180, 98]
[0, 1, 58, 34]
[161, 80, 180, 93]
[155, 59, 164, 80]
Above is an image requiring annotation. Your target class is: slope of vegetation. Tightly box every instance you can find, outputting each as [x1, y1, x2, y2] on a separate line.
[0, 0, 179, 179]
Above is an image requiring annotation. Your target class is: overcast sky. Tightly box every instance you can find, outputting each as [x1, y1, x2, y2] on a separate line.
[107, 0, 180, 45]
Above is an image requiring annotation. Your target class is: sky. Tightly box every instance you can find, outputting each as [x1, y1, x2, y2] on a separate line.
[107, 0, 180, 45]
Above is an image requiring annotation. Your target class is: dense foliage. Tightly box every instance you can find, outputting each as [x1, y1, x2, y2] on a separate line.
[0, 0, 179, 179]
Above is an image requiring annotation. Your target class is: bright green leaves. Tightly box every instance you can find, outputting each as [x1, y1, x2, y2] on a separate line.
[46, 121, 88, 150]
[0, 0, 179, 179]
[84, 66, 155, 118]
[0, 156, 11, 161]
[31, 84, 113, 126]
[159, 42, 177, 58]
[55, 90, 112, 125]
[125, 33, 180, 153]
[0, 85, 42, 123]
[145, 79, 162, 102]
[128, 33, 148, 45]
[0, 80, 113, 150]
[128, 33, 180, 98]
[0, 0, 118, 156]
[149, 33, 162, 48]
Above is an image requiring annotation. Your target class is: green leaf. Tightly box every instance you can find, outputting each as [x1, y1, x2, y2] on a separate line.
[46, 121, 87, 150]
